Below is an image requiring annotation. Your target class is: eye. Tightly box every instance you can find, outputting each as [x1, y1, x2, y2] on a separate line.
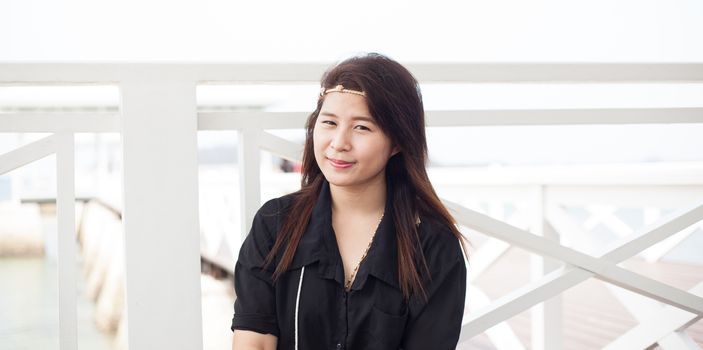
[320, 120, 336, 126]
[354, 125, 371, 131]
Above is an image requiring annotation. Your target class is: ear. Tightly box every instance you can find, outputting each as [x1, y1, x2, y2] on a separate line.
[391, 145, 401, 157]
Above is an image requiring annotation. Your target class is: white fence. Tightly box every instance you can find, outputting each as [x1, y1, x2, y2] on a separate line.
[1, 63, 703, 349]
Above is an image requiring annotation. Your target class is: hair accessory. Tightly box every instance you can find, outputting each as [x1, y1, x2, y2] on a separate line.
[319, 84, 366, 98]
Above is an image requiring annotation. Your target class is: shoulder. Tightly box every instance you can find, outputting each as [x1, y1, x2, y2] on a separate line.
[257, 191, 298, 215]
[416, 216, 466, 277]
[252, 192, 299, 237]
[238, 192, 299, 268]
[255, 193, 295, 219]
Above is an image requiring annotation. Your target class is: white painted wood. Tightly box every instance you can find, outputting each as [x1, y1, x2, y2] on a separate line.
[641, 223, 702, 262]
[595, 264, 703, 314]
[464, 286, 526, 350]
[430, 163, 703, 187]
[546, 204, 598, 254]
[7, 135, 21, 203]
[466, 238, 511, 281]
[0, 113, 119, 132]
[238, 128, 261, 240]
[2, 63, 703, 82]
[405, 63, 703, 82]
[56, 133, 78, 350]
[459, 266, 592, 340]
[606, 284, 663, 322]
[0, 63, 329, 83]
[659, 332, 703, 350]
[7, 107, 700, 133]
[95, 133, 111, 204]
[120, 80, 203, 350]
[529, 186, 562, 350]
[446, 199, 703, 314]
[454, 199, 703, 337]
[583, 205, 633, 237]
[424, 108, 703, 126]
[549, 204, 701, 346]
[547, 186, 703, 207]
[599, 200, 703, 261]
[604, 284, 701, 350]
[603, 283, 703, 350]
[258, 131, 304, 162]
[0, 134, 57, 175]
[548, 200, 697, 305]
[199, 108, 703, 132]
[199, 112, 307, 130]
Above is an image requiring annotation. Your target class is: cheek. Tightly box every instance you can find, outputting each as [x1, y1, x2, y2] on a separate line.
[312, 129, 326, 157]
[363, 139, 394, 161]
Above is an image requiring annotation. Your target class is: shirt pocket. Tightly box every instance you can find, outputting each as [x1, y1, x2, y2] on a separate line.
[368, 303, 409, 349]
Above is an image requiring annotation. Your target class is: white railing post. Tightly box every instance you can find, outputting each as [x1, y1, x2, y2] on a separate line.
[10, 134, 23, 204]
[95, 133, 109, 199]
[120, 79, 203, 350]
[56, 132, 77, 350]
[530, 185, 562, 350]
[238, 128, 261, 241]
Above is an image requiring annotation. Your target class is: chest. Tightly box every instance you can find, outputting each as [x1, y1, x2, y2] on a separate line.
[275, 263, 408, 350]
[332, 215, 382, 282]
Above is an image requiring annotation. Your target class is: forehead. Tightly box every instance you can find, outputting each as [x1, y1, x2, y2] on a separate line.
[319, 92, 372, 118]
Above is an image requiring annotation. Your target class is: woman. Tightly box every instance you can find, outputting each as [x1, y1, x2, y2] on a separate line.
[231, 53, 469, 350]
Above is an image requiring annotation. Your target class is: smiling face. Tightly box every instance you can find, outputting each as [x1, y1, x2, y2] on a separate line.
[313, 92, 398, 190]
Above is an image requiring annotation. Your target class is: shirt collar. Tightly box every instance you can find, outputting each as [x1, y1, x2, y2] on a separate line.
[288, 179, 400, 290]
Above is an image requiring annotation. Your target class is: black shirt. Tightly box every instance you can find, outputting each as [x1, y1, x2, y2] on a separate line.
[231, 180, 467, 350]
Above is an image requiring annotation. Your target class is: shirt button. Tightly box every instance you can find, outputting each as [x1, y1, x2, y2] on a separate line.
[336, 343, 342, 349]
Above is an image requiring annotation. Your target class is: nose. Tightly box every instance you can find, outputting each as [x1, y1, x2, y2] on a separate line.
[329, 128, 351, 152]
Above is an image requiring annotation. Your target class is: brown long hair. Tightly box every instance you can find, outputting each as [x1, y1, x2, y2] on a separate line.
[263, 53, 469, 301]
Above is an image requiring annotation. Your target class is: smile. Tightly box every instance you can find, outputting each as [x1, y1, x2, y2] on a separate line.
[327, 157, 355, 168]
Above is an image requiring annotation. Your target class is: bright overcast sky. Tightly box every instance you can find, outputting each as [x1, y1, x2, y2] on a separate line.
[2, 0, 703, 62]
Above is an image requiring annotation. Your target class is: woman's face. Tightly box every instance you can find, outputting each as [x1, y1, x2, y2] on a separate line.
[313, 92, 398, 190]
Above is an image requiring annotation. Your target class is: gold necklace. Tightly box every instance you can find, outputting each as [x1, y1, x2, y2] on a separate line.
[344, 212, 384, 291]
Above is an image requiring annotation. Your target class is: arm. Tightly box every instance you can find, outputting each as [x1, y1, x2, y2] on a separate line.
[400, 258, 467, 350]
[232, 330, 277, 350]
[231, 199, 281, 349]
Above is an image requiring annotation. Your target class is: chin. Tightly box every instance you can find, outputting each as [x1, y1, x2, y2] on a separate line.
[322, 173, 357, 187]
[322, 170, 385, 190]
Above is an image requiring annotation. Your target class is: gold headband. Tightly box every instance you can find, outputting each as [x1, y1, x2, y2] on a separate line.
[319, 84, 366, 98]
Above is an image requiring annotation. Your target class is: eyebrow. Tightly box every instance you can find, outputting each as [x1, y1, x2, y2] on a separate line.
[319, 111, 376, 123]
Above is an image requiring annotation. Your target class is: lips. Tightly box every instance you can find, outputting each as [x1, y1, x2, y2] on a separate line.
[327, 157, 355, 168]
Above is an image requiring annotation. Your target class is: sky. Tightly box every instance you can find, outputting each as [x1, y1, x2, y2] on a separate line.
[2, 0, 703, 62]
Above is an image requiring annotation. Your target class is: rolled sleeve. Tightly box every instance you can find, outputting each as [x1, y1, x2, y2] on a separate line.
[401, 258, 467, 350]
[231, 200, 280, 337]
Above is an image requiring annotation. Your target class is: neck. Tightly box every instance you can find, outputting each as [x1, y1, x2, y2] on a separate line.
[328, 177, 387, 217]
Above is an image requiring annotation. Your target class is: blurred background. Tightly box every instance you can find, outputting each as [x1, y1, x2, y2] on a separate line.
[1, 0, 703, 349]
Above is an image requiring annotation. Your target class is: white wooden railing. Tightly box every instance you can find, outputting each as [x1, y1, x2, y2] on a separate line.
[1, 63, 703, 350]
